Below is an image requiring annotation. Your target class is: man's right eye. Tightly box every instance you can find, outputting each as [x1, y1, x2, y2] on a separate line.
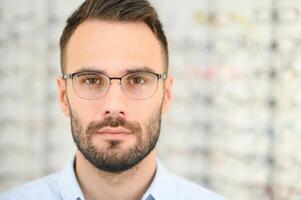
[78, 75, 104, 86]
[83, 77, 101, 85]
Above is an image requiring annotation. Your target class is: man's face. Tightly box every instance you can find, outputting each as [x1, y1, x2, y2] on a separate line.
[57, 20, 173, 173]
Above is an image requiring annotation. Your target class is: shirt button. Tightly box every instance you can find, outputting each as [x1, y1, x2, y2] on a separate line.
[76, 198, 81, 200]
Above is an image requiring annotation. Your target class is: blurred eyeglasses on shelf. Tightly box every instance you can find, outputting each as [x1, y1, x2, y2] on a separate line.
[194, 6, 301, 26]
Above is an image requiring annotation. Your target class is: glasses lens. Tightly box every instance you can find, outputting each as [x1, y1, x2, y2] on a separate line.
[121, 72, 158, 99]
[73, 72, 109, 100]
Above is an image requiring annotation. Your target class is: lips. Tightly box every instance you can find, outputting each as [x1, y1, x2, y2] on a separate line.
[96, 127, 132, 135]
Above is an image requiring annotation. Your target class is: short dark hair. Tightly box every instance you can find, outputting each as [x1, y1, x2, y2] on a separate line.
[59, 0, 168, 74]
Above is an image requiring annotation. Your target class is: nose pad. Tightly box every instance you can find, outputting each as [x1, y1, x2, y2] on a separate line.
[103, 79, 126, 118]
[109, 78, 122, 85]
[107, 79, 122, 95]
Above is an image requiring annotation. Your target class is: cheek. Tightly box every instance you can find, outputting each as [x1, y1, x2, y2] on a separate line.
[78, 103, 100, 125]
[68, 96, 96, 127]
[128, 96, 163, 124]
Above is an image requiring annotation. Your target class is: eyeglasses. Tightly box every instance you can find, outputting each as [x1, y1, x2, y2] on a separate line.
[62, 71, 168, 100]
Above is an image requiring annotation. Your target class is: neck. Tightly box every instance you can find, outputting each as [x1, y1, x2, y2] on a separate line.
[75, 150, 157, 200]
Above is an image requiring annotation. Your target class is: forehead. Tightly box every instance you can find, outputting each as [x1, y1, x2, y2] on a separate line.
[66, 20, 165, 75]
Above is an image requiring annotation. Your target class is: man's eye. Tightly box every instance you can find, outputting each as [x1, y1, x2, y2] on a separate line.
[129, 76, 145, 85]
[79, 75, 103, 85]
[84, 77, 100, 84]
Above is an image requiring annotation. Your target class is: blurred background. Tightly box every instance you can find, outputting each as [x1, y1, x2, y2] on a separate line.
[1, 0, 301, 199]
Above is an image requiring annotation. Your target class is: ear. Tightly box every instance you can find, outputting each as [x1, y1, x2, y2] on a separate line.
[161, 75, 174, 114]
[56, 76, 70, 117]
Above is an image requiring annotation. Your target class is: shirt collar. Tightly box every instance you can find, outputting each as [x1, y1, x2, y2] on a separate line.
[142, 160, 175, 200]
[58, 157, 84, 200]
[57, 157, 174, 200]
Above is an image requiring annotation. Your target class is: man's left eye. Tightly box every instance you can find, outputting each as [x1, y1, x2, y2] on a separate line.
[130, 77, 145, 85]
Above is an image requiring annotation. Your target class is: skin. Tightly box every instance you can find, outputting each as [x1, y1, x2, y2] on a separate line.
[57, 20, 173, 200]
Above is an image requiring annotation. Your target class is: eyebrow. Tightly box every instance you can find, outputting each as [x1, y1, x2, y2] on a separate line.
[72, 67, 106, 74]
[71, 66, 158, 75]
[124, 66, 156, 74]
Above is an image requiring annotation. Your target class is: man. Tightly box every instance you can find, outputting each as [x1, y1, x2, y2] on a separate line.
[0, 0, 225, 199]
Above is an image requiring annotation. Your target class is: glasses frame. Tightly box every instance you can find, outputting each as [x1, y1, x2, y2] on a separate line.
[62, 71, 168, 100]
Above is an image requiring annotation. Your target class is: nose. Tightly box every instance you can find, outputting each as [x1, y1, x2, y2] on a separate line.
[102, 80, 127, 118]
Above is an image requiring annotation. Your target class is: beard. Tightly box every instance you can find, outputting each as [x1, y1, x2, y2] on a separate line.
[69, 103, 162, 173]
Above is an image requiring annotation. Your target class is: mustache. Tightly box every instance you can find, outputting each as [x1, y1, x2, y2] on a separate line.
[86, 117, 142, 135]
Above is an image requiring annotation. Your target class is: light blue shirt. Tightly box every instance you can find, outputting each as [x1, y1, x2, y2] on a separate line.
[0, 158, 225, 200]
